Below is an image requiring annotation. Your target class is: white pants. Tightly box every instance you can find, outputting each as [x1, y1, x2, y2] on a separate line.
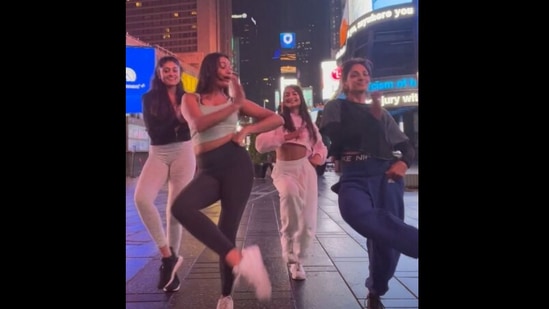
[133, 141, 196, 254]
[272, 157, 318, 264]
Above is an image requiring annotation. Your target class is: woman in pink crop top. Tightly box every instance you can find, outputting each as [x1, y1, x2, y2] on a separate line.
[255, 84, 327, 281]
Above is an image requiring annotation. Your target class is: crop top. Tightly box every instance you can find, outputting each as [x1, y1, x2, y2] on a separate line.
[255, 113, 328, 162]
[319, 98, 415, 167]
[190, 93, 239, 145]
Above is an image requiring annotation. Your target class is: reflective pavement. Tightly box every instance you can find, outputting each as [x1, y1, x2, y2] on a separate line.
[126, 169, 418, 309]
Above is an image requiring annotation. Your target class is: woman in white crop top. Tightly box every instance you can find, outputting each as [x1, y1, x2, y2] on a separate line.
[255, 84, 327, 281]
[170, 52, 284, 308]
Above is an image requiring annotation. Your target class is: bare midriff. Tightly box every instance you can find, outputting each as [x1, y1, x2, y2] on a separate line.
[194, 133, 234, 155]
[277, 143, 307, 161]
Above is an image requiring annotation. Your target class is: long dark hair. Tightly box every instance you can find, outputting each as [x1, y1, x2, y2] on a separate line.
[280, 85, 317, 144]
[195, 52, 230, 97]
[148, 56, 185, 117]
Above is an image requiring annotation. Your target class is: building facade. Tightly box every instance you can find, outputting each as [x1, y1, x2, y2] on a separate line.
[126, 0, 233, 68]
[232, 12, 260, 104]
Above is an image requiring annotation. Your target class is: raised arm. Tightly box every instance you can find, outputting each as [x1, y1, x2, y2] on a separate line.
[255, 126, 285, 153]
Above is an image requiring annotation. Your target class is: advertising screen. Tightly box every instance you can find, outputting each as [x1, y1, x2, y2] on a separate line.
[373, 0, 412, 11]
[348, 0, 413, 25]
[280, 32, 296, 49]
[126, 46, 155, 113]
[321, 60, 341, 100]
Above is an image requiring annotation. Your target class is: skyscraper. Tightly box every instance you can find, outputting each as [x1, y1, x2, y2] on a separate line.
[126, 0, 233, 68]
[328, 0, 345, 58]
[232, 12, 260, 103]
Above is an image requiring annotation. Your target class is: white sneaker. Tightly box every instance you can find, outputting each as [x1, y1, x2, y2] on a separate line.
[216, 295, 233, 309]
[290, 263, 306, 280]
[232, 245, 272, 301]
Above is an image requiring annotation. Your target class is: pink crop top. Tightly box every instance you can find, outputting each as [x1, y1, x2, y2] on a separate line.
[255, 113, 327, 162]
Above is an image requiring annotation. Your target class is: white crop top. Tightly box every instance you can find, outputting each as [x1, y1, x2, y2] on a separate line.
[190, 93, 239, 145]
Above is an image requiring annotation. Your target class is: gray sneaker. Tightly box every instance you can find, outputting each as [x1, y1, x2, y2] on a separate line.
[289, 263, 306, 280]
[216, 295, 233, 309]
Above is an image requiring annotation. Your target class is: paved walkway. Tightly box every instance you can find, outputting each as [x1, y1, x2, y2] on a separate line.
[126, 169, 418, 309]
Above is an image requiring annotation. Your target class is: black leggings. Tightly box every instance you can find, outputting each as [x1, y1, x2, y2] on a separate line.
[171, 141, 254, 295]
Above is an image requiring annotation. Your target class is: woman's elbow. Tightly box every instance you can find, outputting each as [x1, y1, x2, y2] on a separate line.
[274, 114, 284, 126]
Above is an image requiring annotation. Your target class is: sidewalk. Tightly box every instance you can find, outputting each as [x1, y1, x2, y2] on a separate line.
[126, 170, 418, 309]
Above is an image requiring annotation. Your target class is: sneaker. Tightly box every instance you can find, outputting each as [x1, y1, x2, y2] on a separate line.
[157, 247, 183, 292]
[232, 245, 272, 301]
[216, 295, 234, 309]
[289, 263, 306, 280]
[163, 274, 181, 292]
[366, 293, 385, 309]
[330, 181, 341, 194]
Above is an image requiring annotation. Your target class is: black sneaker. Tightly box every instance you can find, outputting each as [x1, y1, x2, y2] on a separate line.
[366, 293, 385, 309]
[157, 247, 183, 291]
[163, 273, 181, 292]
[330, 181, 341, 194]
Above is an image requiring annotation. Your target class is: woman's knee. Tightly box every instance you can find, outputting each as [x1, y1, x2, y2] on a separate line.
[134, 191, 153, 210]
[340, 203, 371, 225]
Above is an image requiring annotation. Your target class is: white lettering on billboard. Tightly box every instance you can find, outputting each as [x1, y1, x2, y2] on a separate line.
[380, 91, 418, 107]
[347, 6, 414, 41]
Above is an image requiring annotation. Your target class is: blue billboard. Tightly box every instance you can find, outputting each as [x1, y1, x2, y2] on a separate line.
[372, 0, 412, 11]
[279, 32, 296, 49]
[126, 46, 155, 113]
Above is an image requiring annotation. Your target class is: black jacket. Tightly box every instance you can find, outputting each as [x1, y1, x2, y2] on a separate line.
[141, 90, 191, 145]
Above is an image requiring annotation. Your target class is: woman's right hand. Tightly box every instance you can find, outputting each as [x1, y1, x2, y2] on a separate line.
[284, 125, 304, 141]
[230, 73, 245, 110]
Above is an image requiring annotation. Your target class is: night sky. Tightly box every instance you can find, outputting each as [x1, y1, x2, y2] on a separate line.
[232, 0, 331, 100]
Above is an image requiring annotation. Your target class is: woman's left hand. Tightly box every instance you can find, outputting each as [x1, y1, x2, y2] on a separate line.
[385, 160, 408, 180]
[309, 154, 323, 167]
[232, 126, 249, 147]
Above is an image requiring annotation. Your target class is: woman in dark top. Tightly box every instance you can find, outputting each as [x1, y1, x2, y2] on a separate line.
[133, 56, 196, 292]
[320, 58, 418, 309]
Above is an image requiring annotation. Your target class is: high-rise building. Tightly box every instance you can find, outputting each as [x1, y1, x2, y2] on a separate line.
[232, 12, 260, 103]
[328, 0, 345, 58]
[295, 27, 313, 91]
[126, 0, 233, 68]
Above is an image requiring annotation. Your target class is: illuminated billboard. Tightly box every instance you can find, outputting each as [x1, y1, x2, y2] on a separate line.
[280, 32, 296, 49]
[344, 3, 416, 46]
[348, 0, 413, 25]
[340, 0, 414, 47]
[126, 46, 155, 113]
[280, 66, 297, 74]
[373, 0, 412, 11]
[321, 61, 341, 100]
